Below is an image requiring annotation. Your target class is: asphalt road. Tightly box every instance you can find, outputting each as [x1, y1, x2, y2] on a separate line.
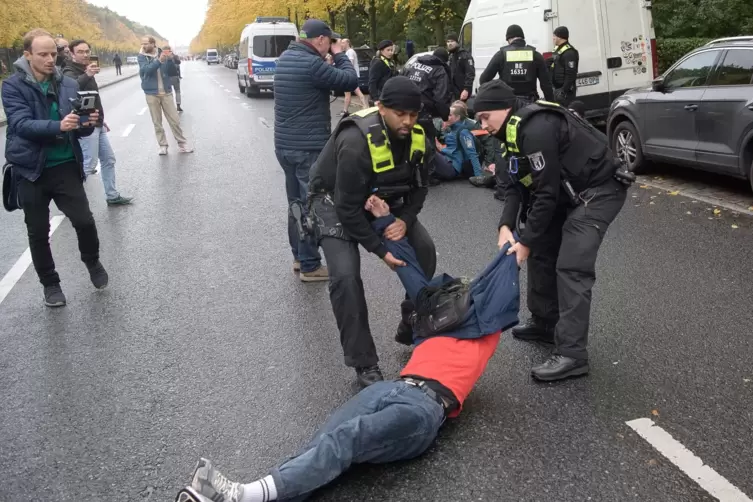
[1, 62, 752, 501]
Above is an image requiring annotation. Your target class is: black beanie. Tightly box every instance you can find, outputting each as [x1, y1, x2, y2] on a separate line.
[474, 80, 517, 113]
[379, 76, 422, 112]
[446, 33, 459, 42]
[433, 47, 449, 62]
[554, 26, 569, 39]
[505, 24, 525, 41]
[377, 40, 393, 51]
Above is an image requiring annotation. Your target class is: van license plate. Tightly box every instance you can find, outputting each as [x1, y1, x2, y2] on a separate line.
[577, 76, 599, 87]
[255, 75, 274, 81]
[359, 66, 368, 71]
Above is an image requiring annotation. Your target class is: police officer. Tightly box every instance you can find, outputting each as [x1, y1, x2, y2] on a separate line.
[474, 80, 630, 381]
[479, 25, 554, 103]
[307, 77, 437, 387]
[399, 47, 451, 150]
[550, 26, 579, 105]
[368, 40, 398, 103]
[446, 33, 475, 102]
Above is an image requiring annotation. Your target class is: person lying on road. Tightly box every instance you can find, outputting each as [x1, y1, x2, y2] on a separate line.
[175, 195, 521, 502]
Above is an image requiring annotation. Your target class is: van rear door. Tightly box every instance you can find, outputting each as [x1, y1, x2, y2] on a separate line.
[599, 0, 656, 94]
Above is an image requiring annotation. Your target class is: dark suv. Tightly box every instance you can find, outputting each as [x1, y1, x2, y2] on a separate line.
[607, 37, 753, 190]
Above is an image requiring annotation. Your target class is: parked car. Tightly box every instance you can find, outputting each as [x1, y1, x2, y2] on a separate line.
[607, 36, 753, 191]
[331, 45, 375, 97]
[126, 56, 138, 65]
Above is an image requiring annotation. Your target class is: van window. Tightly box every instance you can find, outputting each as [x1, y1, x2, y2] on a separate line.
[664, 50, 720, 89]
[207, 50, 217, 57]
[708, 49, 753, 86]
[239, 38, 249, 59]
[460, 23, 472, 53]
[253, 35, 295, 58]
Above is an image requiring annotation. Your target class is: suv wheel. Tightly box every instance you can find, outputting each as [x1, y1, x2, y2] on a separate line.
[749, 157, 753, 193]
[612, 121, 645, 174]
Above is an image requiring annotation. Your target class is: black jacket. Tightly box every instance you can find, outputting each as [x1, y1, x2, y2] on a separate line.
[61, 61, 104, 126]
[368, 56, 397, 100]
[400, 55, 451, 120]
[479, 39, 554, 101]
[167, 55, 181, 77]
[550, 44, 579, 93]
[113, 55, 122, 66]
[448, 48, 475, 97]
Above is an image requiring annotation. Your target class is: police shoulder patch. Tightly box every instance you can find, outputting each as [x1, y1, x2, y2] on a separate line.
[464, 135, 474, 149]
[567, 61, 575, 68]
[528, 151, 546, 171]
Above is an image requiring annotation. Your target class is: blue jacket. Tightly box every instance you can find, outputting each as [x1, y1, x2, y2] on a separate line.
[274, 42, 358, 152]
[441, 121, 483, 176]
[2, 57, 93, 182]
[137, 48, 172, 95]
[371, 215, 520, 344]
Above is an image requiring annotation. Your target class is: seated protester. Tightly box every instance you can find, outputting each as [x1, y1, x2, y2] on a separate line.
[432, 102, 484, 182]
[176, 195, 520, 502]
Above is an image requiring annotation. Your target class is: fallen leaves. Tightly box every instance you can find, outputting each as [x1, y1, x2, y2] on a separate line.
[651, 409, 659, 417]
[648, 459, 659, 466]
[668, 190, 680, 195]
[731, 225, 739, 229]
[639, 185, 649, 189]
[713, 208, 721, 215]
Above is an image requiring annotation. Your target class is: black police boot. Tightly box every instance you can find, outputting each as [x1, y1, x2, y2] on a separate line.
[355, 366, 384, 388]
[512, 317, 555, 344]
[531, 355, 589, 382]
[428, 176, 441, 186]
[395, 299, 415, 346]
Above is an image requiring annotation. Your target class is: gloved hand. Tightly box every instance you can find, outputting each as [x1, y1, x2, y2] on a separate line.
[554, 89, 565, 102]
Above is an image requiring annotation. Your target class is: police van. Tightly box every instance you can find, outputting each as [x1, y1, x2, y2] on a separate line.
[237, 16, 297, 98]
[206, 49, 219, 65]
[461, 0, 657, 120]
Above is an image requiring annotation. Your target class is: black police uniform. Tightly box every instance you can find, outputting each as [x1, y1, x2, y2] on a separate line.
[448, 47, 475, 102]
[497, 101, 628, 376]
[307, 107, 437, 375]
[550, 42, 579, 105]
[399, 54, 451, 147]
[479, 40, 554, 102]
[368, 56, 397, 103]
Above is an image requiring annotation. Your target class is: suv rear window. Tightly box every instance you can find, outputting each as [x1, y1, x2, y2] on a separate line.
[709, 49, 753, 86]
[253, 36, 295, 58]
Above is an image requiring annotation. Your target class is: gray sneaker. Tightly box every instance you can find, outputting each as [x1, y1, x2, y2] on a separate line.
[43, 284, 66, 308]
[184, 458, 244, 502]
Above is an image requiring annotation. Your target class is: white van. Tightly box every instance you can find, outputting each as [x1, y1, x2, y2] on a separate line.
[461, 0, 657, 120]
[206, 49, 219, 65]
[237, 16, 298, 97]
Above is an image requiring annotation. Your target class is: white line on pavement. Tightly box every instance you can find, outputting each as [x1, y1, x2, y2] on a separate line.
[137, 107, 148, 115]
[0, 216, 66, 306]
[122, 124, 136, 137]
[233, 96, 240, 99]
[626, 418, 752, 502]
[224, 89, 231, 93]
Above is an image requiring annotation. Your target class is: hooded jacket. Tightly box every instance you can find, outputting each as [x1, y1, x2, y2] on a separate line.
[62, 60, 104, 126]
[399, 54, 451, 121]
[1, 57, 93, 181]
[137, 46, 171, 95]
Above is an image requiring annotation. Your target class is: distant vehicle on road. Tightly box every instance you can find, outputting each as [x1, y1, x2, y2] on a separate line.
[206, 49, 220, 65]
[237, 16, 297, 98]
[332, 45, 375, 97]
[608, 37, 753, 191]
[461, 0, 657, 121]
[126, 56, 138, 65]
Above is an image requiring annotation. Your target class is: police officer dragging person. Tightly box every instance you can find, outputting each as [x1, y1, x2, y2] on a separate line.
[479, 25, 554, 103]
[474, 80, 633, 381]
[550, 26, 579, 105]
[368, 40, 398, 104]
[304, 77, 437, 387]
[446, 33, 475, 102]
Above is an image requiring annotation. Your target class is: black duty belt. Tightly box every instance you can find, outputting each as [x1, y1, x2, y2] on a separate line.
[401, 377, 450, 413]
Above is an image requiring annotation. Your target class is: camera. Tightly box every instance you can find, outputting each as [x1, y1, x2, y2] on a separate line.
[68, 91, 99, 115]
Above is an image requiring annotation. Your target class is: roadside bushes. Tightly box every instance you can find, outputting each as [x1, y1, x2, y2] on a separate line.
[656, 37, 712, 73]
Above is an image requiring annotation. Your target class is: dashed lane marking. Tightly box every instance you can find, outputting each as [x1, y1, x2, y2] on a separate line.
[626, 418, 752, 502]
[137, 107, 148, 116]
[122, 124, 136, 137]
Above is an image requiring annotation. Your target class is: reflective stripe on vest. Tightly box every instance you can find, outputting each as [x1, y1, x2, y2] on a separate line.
[506, 50, 534, 63]
[505, 100, 564, 153]
[551, 44, 572, 68]
[348, 107, 426, 174]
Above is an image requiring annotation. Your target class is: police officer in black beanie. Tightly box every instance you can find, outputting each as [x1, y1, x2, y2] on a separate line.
[479, 24, 554, 103]
[308, 76, 437, 387]
[445, 32, 475, 102]
[474, 80, 629, 382]
[550, 26, 579, 105]
[369, 40, 398, 103]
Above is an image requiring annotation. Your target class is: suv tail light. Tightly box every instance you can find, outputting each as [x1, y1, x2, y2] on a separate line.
[650, 38, 659, 78]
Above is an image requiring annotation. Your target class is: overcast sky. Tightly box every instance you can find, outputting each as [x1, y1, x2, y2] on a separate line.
[88, 0, 207, 47]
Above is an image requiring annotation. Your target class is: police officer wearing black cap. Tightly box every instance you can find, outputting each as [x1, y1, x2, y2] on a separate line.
[307, 76, 437, 387]
[446, 33, 475, 102]
[550, 26, 579, 105]
[473, 80, 631, 382]
[400, 47, 452, 152]
[368, 40, 398, 103]
[479, 25, 554, 103]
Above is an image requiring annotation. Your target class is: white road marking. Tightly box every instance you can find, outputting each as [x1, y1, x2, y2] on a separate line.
[626, 418, 752, 502]
[122, 124, 136, 137]
[0, 216, 66, 306]
[232, 96, 240, 99]
[137, 107, 148, 115]
[224, 89, 231, 93]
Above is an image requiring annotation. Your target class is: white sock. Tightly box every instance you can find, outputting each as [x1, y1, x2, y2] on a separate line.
[240, 475, 278, 502]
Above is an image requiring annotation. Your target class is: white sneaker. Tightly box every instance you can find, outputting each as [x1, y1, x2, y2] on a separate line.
[158, 146, 168, 155]
[179, 144, 195, 153]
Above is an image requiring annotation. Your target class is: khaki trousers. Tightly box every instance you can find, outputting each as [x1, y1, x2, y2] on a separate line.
[145, 93, 187, 147]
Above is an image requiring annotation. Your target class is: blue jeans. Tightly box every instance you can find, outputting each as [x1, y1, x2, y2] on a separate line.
[270, 380, 445, 501]
[275, 149, 322, 273]
[79, 126, 119, 200]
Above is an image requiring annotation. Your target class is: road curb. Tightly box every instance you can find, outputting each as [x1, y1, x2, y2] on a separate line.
[638, 179, 753, 217]
[0, 72, 139, 128]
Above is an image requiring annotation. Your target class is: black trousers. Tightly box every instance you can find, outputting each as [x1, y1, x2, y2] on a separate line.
[320, 220, 437, 368]
[526, 179, 627, 360]
[417, 116, 437, 176]
[554, 88, 576, 107]
[18, 161, 100, 287]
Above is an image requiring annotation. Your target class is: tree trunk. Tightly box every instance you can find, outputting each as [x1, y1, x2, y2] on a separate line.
[328, 9, 337, 31]
[344, 7, 353, 39]
[368, 0, 377, 48]
[433, 19, 445, 46]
